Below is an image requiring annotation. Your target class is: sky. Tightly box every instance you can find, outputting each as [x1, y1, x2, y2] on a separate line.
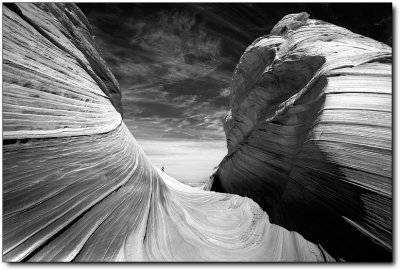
[77, 3, 391, 184]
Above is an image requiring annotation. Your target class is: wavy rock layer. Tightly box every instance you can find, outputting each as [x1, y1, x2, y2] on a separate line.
[2, 4, 333, 262]
[211, 13, 392, 261]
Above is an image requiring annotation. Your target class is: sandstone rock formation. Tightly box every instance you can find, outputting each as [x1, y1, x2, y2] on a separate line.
[211, 12, 392, 261]
[3, 4, 335, 262]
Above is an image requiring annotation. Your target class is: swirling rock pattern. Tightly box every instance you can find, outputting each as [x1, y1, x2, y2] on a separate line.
[3, 4, 334, 262]
[211, 13, 392, 261]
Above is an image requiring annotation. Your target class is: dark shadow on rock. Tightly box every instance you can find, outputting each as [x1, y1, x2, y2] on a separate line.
[212, 71, 392, 261]
[270, 141, 392, 262]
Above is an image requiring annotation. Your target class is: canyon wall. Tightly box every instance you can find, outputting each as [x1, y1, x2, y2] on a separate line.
[3, 4, 334, 262]
[211, 12, 392, 261]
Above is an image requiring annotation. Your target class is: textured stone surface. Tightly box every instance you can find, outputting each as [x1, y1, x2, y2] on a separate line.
[211, 12, 392, 261]
[2, 4, 333, 262]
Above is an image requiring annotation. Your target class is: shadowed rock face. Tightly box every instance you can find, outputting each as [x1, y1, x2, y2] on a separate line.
[3, 4, 334, 262]
[211, 12, 392, 261]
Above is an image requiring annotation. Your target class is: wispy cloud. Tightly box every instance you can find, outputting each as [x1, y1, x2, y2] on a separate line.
[86, 7, 232, 141]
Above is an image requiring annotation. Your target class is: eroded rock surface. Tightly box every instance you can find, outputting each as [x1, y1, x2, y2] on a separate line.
[211, 12, 392, 261]
[3, 4, 334, 262]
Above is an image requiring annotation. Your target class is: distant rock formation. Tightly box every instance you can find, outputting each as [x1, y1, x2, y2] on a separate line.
[3, 4, 334, 262]
[211, 12, 392, 261]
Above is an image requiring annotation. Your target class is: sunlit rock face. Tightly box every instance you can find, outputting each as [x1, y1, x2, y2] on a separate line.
[211, 12, 392, 261]
[3, 4, 334, 262]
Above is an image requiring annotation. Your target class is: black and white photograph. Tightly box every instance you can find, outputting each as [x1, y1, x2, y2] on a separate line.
[1, 1, 393, 263]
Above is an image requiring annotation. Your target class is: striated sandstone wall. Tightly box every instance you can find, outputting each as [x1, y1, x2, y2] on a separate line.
[211, 12, 392, 261]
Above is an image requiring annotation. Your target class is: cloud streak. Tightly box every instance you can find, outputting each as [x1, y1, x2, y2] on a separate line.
[86, 6, 232, 142]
